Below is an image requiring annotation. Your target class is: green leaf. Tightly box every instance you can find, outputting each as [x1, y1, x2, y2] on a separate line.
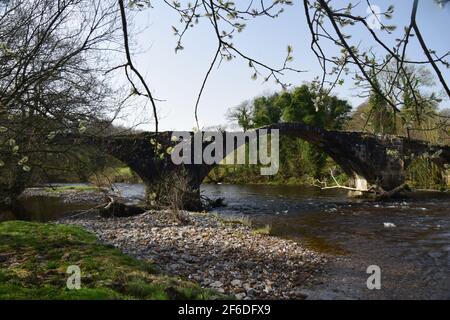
[47, 131, 56, 140]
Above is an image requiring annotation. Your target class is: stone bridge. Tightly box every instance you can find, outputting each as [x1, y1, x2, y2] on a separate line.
[66, 122, 450, 209]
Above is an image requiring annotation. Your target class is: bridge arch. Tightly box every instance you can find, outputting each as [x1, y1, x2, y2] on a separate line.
[64, 122, 450, 209]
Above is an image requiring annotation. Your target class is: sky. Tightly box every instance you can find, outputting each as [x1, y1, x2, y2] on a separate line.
[118, 0, 450, 131]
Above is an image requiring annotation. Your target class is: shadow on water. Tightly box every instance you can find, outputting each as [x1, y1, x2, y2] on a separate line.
[1, 196, 97, 222]
[0, 183, 146, 222]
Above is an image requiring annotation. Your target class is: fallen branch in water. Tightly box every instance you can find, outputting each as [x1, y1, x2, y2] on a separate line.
[99, 196, 146, 218]
[201, 194, 226, 208]
[374, 183, 409, 201]
[67, 201, 111, 219]
[68, 196, 145, 219]
[313, 169, 410, 200]
[313, 169, 373, 193]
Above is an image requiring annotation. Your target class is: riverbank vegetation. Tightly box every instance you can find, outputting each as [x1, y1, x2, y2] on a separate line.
[0, 221, 217, 299]
[219, 75, 450, 190]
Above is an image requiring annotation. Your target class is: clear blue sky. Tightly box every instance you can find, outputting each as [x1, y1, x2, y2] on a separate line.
[119, 0, 450, 131]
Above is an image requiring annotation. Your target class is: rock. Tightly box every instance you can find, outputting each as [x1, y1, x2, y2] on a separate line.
[210, 281, 223, 288]
[292, 289, 308, 299]
[246, 288, 256, 296]
[231, 279, 242, 287]
[58, 210, 324, 300]
[169, 263, 180, 270]
[235, 293, 246, 300]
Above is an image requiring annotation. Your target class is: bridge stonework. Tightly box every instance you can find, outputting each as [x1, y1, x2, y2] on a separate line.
[65, 122, 450, 209]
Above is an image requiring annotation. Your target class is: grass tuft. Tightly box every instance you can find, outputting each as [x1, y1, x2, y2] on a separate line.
[252, 224, 272, 236]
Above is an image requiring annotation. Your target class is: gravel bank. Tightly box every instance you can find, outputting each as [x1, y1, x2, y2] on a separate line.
[59, 211, 327, 299]
[21, 187, 106, 203]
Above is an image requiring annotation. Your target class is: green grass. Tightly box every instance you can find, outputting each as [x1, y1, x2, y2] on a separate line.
[0, 221, 220, 300]
[251, 224, 272, 236]
[44, 185, 100, 193]
[89, 166, 142, 185]
[116, 167, 133, 177]
[218, 215, 253, 228]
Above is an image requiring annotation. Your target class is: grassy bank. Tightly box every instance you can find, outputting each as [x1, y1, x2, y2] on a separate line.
[0, 221, 218, 300]
[89, 167, 142, 185]
[44, 185, 101, 193]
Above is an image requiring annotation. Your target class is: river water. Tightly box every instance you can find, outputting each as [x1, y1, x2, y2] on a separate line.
[2, 183, 449, 299]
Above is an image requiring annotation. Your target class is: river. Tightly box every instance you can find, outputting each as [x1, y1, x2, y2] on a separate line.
[2, 183, 449, 299]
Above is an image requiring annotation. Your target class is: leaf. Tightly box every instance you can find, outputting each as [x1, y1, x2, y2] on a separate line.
[47, 131, 56, 140]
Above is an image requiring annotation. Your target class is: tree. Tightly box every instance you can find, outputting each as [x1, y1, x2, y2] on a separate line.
[366, 67, 396, 135]
[252, 95, 282, 128]
[226, 101, 253, 131]
[280, 84, 351, 177]
[226, 84, 352, 179]
[303, 0, 449, 124]
[399, 66, 445, 141]
[280, 84, 351, 130]
[0, 0, 121, 209]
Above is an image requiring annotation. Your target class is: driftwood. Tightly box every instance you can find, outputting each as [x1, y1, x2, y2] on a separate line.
[201, 194, 226, 208]
[314, 169, 374, 193]
[98, 196, 146, 218]
[314, 169, 409, 200]
[374, 183, 409, 201]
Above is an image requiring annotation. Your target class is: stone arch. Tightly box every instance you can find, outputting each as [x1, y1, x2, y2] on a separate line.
[62, 123, 450, 209]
